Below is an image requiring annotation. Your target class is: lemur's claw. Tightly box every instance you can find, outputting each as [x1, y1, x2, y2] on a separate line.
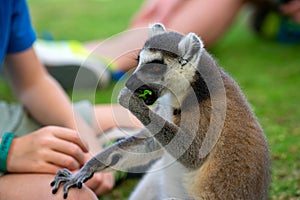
[51, 168, 94, 199]
[51, 168, 72, 195]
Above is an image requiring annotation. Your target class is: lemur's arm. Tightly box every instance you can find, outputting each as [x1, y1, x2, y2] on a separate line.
[119, 88, 199, 169]
[51, 128, 162, 199]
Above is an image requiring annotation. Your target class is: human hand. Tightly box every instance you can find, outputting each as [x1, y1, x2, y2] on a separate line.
[6, 126, 88, 174]
[84, 167, 115, 195]
[280, 0, 300, 23]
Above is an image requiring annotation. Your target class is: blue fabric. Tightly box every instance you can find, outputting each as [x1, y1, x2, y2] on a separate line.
[0, 0, 36, 67]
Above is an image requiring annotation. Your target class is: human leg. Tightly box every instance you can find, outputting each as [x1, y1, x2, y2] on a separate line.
[35, 0, 245, 86]
[92, 104, 142, 135]
[84, 0, 245, 71]
[0, 174, 97, 200]
[165, 0, 245, 46]
[0, 101, 115, 197]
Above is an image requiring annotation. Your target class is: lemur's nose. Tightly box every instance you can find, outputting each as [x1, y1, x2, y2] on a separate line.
[126, 73, 146, 91]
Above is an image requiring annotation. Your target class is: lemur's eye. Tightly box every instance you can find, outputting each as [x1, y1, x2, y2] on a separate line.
[148, 59, 164, 65]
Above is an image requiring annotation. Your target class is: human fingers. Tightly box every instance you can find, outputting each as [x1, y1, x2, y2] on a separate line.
[51, 126, 89, 152]
[43, 149, 82, 170]
[85, 172, 115, 196]
[31, 161, 62, 174]
[95, 172, 115, 195]
[49, 137, 87, 166]
[6, 138, 62, 174]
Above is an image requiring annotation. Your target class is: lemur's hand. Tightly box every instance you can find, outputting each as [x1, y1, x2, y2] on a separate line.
[51, 167, 94, 199]
[118, 87, 147, 111]
[118, 87, 133, 109]
[119, 87, 152, 127]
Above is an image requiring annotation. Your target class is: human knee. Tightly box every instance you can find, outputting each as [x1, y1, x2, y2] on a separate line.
[56, 186, 98, 200]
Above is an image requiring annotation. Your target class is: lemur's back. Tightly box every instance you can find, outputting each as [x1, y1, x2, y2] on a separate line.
[169, 50, 270, 199]
[191, 73, 269, 199]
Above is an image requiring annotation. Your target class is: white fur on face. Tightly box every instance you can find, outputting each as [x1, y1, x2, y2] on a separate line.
[137, 50, 162, 68]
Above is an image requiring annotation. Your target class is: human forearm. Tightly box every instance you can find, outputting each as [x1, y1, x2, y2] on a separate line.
[5, 48, 75, 128]
[5, 48, 101, 153]
[18, 75, 77, 128]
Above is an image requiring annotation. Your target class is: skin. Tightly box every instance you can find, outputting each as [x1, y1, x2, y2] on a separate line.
[83, 0, 300, 73]
[280, 0, 300, 23]
[84, 0, 246, 71]
[0, 47, 140, 199]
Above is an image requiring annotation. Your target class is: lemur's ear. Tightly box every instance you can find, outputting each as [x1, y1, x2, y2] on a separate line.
[149, 23, 166, 37]
[178, 33, 204, 61]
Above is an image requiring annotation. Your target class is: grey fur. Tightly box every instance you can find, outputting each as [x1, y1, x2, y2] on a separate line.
[51, 23, 270, 200]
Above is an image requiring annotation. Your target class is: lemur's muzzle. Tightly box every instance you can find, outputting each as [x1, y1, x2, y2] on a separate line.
[126, 74, 159, 105]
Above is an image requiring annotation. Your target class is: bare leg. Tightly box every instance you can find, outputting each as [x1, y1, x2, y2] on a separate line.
[165, 0, 245, 47]
[92, 104, 142, 135]
[0, 174, 97, 200]
[84, 0, 245, 71]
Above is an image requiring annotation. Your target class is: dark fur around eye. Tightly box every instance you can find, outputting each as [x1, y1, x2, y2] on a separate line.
[148, 59, 164, 65]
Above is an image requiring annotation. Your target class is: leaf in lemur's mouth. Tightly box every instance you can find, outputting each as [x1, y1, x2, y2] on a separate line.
[138, 89, 152, 100]
[135, 86, 158, 105]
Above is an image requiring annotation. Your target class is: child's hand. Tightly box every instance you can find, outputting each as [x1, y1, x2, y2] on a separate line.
[6, 126, 88, 173]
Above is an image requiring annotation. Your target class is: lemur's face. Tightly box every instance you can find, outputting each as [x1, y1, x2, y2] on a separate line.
[125, 23, 204, 105]
[126, 49, 170, 105]
[126, 49, 194, 105]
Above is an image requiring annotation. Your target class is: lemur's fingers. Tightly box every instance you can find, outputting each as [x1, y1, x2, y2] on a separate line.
[77, 171, 95, 189]
[118, 87, 133, 109]
[62, 181, 79, 199]
[61, 170, 95, 199]
[51, 168, 72, 194]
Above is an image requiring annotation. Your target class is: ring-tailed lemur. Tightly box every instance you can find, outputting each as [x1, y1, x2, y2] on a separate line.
[51, 23, 270, 199]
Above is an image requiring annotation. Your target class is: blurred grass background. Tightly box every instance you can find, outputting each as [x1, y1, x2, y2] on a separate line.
[1, 0, 299, 199]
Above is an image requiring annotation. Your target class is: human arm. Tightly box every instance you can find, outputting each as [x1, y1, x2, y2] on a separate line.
[4, 47, 114, 194]
[131, 0, 245, 46]
[4, 47, 105, 153]
[5, 48, 79, 130]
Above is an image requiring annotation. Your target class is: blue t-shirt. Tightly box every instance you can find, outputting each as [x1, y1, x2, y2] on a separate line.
[0, 0, 36, 67]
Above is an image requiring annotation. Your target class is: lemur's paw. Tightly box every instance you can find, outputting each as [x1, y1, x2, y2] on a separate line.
[118, 87, 134, 109]
[51, 168, 94, 199]
[119, 87, 146, 111]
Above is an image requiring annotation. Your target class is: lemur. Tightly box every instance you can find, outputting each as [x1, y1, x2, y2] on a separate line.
[51, 23, 270, 200]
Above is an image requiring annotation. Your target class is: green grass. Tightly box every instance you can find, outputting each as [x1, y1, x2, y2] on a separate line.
[28, 0, 143, 41]
[2, 1, 300, 199]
